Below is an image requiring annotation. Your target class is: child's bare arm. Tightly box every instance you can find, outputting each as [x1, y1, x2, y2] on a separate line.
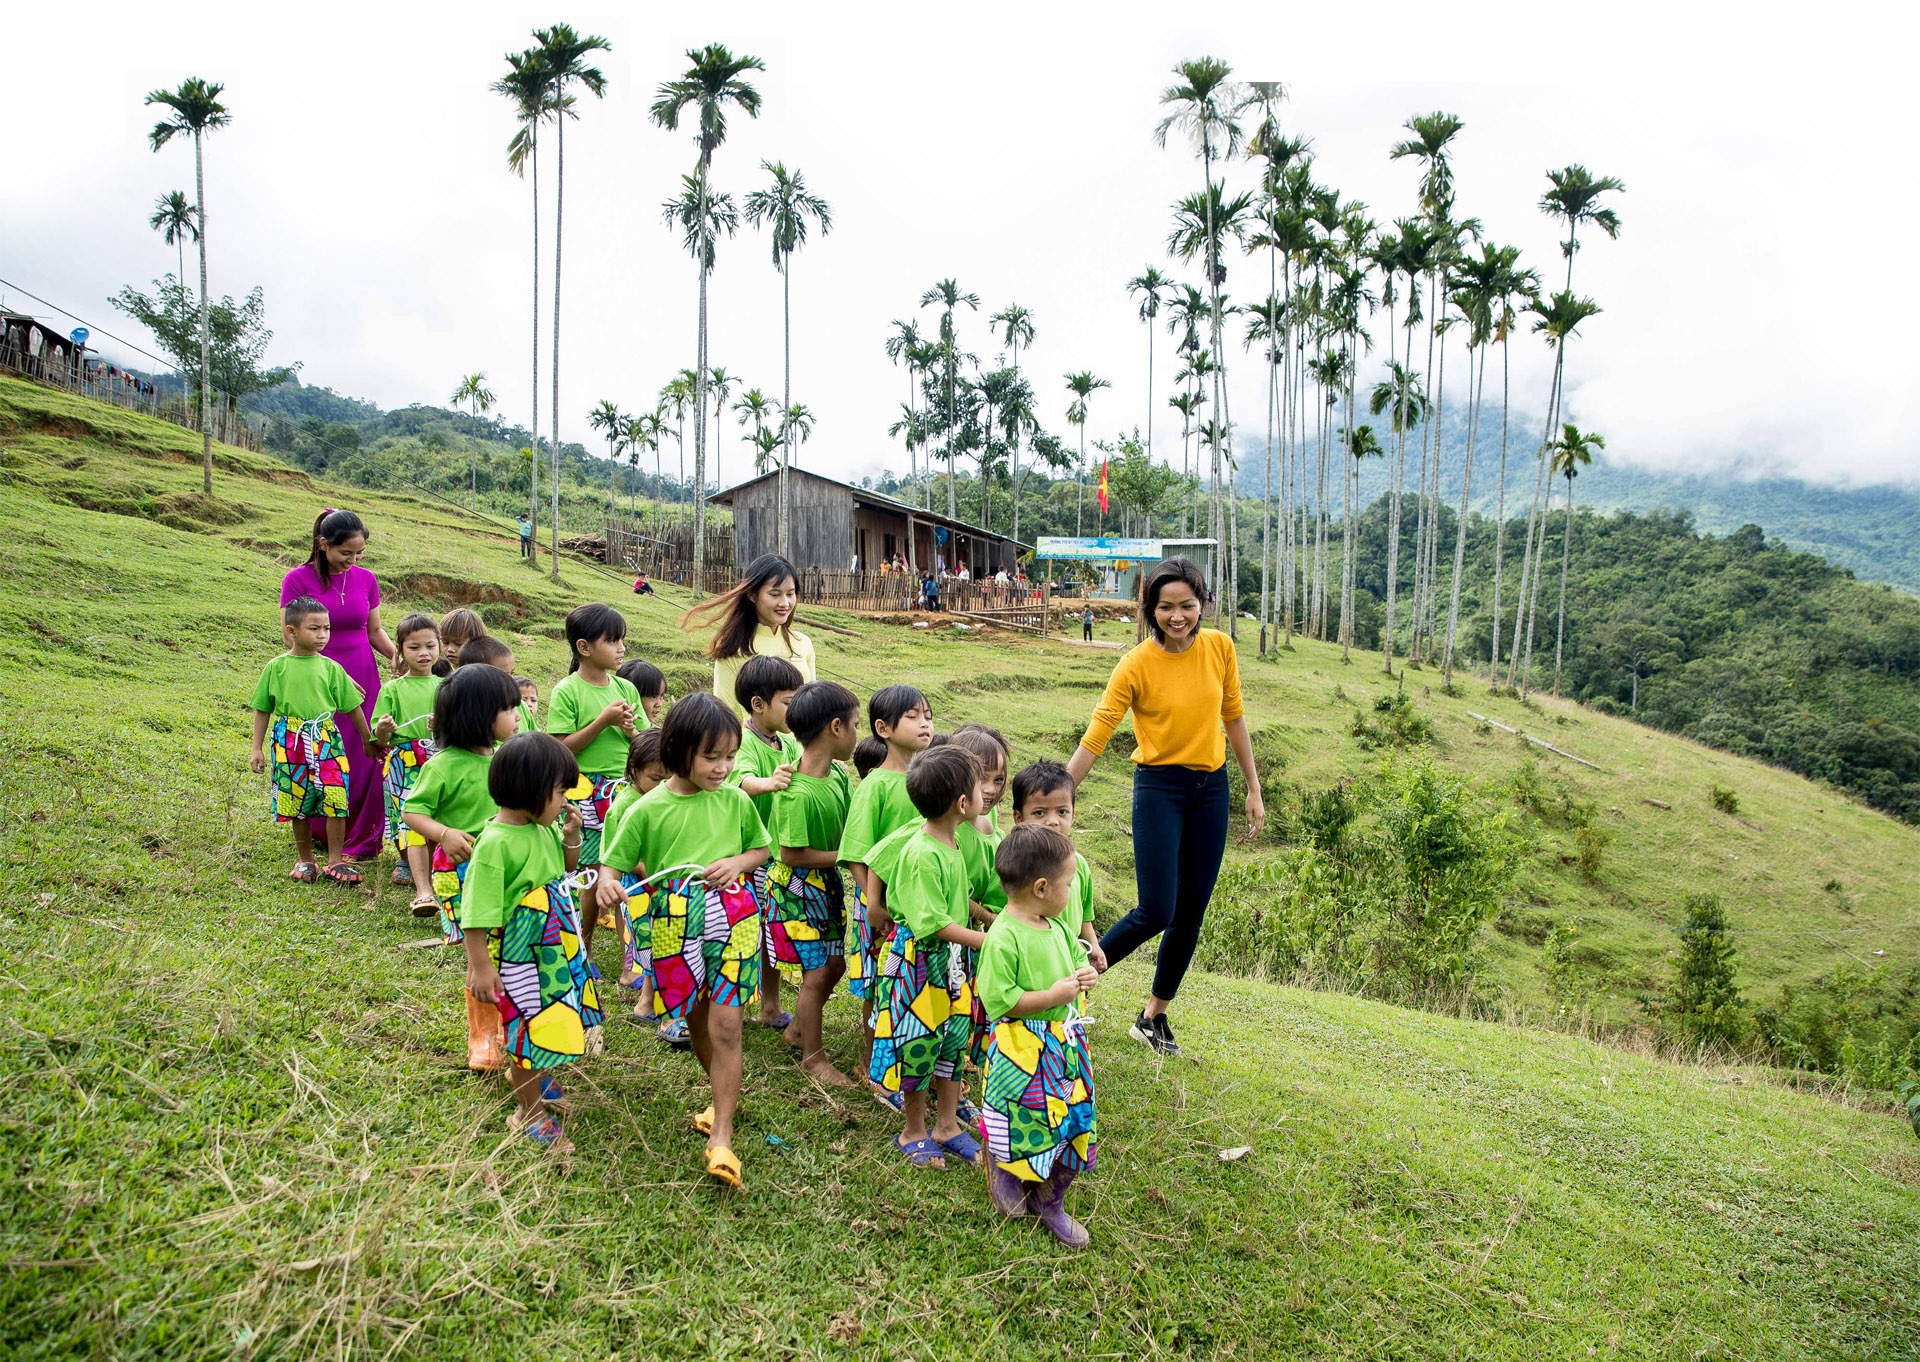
[249, 710, 270, 773]
[934, 923, 986, 951]
[780, 844, 838, 868]
[1006, 977, 1079, 1019]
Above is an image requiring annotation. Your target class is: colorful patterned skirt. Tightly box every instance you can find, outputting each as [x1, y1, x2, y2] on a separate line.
[381, 738, 435, 853]
[647, 875, 761, 1019]
[618, 874, 651, 985]
[486, 873, 604, 1070]
[868, 933, 966, 1095]
[430, 846, 468, 945]
[980, 1017, 1097, 1182]
[571, 774, 626, 869]
[766, 862, 846, 972]
[848, 880, 894, 1003]
[270, 715, 349, 822]
[952, 944, 991, 1069]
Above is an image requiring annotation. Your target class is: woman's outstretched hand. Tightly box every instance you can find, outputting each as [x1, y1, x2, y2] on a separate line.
[1242, 787, 1266, 840]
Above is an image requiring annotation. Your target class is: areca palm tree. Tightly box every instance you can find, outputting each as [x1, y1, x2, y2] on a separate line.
[884, 320, 928, 507]
[1064, 371, 1110, 536]
[588, 398, 626, 520]
[990, 304, 1035, 538]
[921, 279, 980, 518]
[733, 388, 775, 479]
[493, 49, 560, 560]
[1549, 423, 1604, 695]
[706, 366, 735, 491]
[1125, 267, 1169, 464]
[1542, 165, 1625, 293]
[1168, 182, 1254, 548]
[660, 373, 694, 517]
[888, 402, 932, 505]
[1369, 360, 1427, 672]
[450, 373, 495, 510]
[529, 25, 611, 578]
[1476, 246, 1540, 683]
[621, 410, 660, 524]
[651, 43, 765, 587]
[1341, 424, 1385, 660]
[782, 402, 815, 488]
[744, 160, 832, 552]
[1510, 290, 1602, 693]
[661, 177, 739, 505]
[1156, 57, 1244, 598]
[148, 191, 199, 297]
[144, 78, 229, 493]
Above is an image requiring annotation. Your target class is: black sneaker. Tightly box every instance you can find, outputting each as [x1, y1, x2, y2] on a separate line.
[1129, 1010, 1180, 1057]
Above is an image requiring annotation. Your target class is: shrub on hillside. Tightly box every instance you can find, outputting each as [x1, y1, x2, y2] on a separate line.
[1710, 783, 1741, 814]
[1755, 963, 1920, 1091]
[1350, 689, 1435, 751]
[1197, 751, 1518, 1002]
[1667, 893, 1748, 1048]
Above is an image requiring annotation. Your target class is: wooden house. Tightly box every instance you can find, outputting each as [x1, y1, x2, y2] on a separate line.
[712, 468, 1030, 576]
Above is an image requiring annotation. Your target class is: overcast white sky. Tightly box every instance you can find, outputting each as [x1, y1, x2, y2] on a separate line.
[6, 0, 1916, 488]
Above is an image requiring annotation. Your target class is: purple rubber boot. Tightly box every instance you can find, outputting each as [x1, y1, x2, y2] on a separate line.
[986, 1162, 1031, 1218]
[1032, 1166, 1089, 1249]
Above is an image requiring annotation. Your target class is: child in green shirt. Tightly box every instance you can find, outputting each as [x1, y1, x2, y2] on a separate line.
[617, 658, 669, 728]
[766, 680, 861, 1086]
[867, 745, 986, 1170]
[368, 612, 442, 908]
[977, 823, 1101, 1247]
[1008, 760, 1106, 970]
[593, 693, 770, 1189]
[460, 733, 596, 1153]
[949, 726, 1012, 1090]
[547, 603, 645, 869]
[606, 728, 667, 1019]
[729, 654, 804, 1032]
[837, 684, 935, 1085]
[249, 597, 372, 886]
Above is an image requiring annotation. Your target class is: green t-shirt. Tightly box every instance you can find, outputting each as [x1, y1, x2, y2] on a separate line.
[600, 783, 770, 878]
[371, 673, 441, 741]
[249, 652, 363, 722]
[977, 912, 1085, 1023]
[1063, 851, 1095, 938]
[459, 819, 567, 931]
[518, 701, 539, 740]
[403, 746, 498, 836]
[881, 828, 971, 943]
[838, 768, 921, 867]
[729, 724, 803, 827]
[545, 672, 647, 777]
[956, 820, 1008, 911]
[602, 782, 646, 851]
[772, 764, 851, 852]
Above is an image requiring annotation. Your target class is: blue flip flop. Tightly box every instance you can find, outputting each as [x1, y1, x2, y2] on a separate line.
[756, 1011, 795, 1030]
[894, 1136, 946, 1168]
[869, 1083, 904, 1113]
[538, 1075, 570, 1109]
[938, 1129, 982, 1164]
[955, 1096, 982, 1128]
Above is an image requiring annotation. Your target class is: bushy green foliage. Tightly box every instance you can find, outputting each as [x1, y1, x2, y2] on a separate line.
[1710, 782, 1740, 814]
[1349, 687, 1435, 750]
[1668, 893, 1747, 1047]
[1540, 922, 1584, 1007]
[1756, 964, 1920, 1091]
[1199, 751, 1518, 1001]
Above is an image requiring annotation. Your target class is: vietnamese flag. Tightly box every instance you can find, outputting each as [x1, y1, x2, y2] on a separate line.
[1096, 458, 1110, 515]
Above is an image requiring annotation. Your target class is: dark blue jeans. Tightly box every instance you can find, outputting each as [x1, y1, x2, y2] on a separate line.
[1099, 763, 1230, 1003]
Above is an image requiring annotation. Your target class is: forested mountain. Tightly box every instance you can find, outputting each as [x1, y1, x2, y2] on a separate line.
[1231, 409, 1920, 594]
[1315, 496, 1920, 824]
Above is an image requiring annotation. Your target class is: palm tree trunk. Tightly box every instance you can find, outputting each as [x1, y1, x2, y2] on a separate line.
[1553, 474, 1575, 695]
[1075, 426, 1085, 536]
[549, 112, 566, 580]
[695, 261, 709, 591]
[1443, 342, 1484, 684]
[1259, 337, 1274, 655]
[192, 130, 212, 493]
[528, 121, 541, 567]
[1510, 340, 1566, 693]
[1383, 292, 1405, 676]
[1488, 334, 1511, 687]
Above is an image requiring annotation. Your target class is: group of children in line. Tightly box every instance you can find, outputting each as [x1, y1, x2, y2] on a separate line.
[248, 573, 1104, 1246]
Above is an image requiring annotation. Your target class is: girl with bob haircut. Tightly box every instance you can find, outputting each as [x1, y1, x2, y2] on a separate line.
[594, 692, 772, 1188]
[683, 553, 818, 719]
[1064, 556, 1264, 1061]
[369, 612, 442, 905]
[462, 732, 599, 1152]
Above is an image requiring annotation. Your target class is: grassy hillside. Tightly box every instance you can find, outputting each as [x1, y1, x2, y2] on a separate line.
[2, 374, 1916, 1359]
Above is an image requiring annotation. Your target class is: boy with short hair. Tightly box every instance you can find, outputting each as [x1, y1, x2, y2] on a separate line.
[1008, 760, 1107, 972]
[732, 654, 804, 1030]
[249, 597, 373, 886]
[767, 680, 862, 1084]
[868, 745, 986, 1168]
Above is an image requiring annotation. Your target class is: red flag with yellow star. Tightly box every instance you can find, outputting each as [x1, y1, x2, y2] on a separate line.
[1096, 459, 1109, 515]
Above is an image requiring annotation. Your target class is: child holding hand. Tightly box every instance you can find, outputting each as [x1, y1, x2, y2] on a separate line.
[403, 666, 522, 1068]
[603, 728, 667, 1020]
[369, 612, 441, 907]
[1008, 760, 1107, 971]
[460, 732, 601, 1152]
[250, 597, 372, 886]
[977, 824, 1101, 1246]
[766, 680, 861, 1084]
[867, 745, 987, 1169]
[595, 693, 771, 1188]
[729, 655, 803, 1032]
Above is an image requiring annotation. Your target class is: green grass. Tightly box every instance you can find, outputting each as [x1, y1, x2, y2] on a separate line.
[2, 374, 1917, 1359]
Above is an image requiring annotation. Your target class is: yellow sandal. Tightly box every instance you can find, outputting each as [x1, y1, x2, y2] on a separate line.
[705, 1145, 742, 1188]
[691, 1105, 715, 1136]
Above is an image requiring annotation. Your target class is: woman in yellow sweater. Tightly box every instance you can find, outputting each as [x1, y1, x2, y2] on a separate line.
[1064, 557, 1264, 1057]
